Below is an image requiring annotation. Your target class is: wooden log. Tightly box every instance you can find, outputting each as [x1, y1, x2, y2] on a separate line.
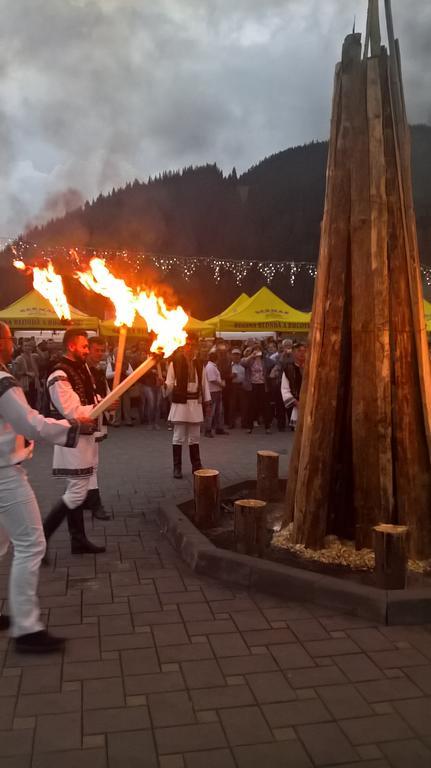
[234, 499, 267, 557]
[193, 470, 220, 529]
[256, 451, 279, 502]
[373, 523, 408, 589]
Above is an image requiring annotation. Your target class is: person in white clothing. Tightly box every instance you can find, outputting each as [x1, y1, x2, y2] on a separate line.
[165, 339, 211, 479]
[0, 322, 95, 653]
[205, 352, 228, 437]
[43, 329, 110, 556]
[281, 342, 307, 431]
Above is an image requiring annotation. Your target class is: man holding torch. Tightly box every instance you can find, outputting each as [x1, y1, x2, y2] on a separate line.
[0, 322, 95, 653]
[43, 329, 109, 555]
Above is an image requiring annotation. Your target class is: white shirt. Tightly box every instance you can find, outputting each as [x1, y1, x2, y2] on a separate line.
[205, 360, 223, 393]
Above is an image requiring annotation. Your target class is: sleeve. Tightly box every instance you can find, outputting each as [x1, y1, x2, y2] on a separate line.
[165, 362, 175, 395]
[0, 377, 80, 447]
[240, 356, 252, 368]
[201, 368, 211, 403]
[48, 371, 95, 419]
[106, 359, 114, 381]
[281, 372, 296, 409]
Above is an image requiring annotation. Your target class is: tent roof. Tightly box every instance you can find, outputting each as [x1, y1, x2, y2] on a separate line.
[186, 316, 215, 337]
[206, 293, 250, 325]
[217, 286, 311, 332]
[0, 290, 99, 330]
[99, 315, 149, 337]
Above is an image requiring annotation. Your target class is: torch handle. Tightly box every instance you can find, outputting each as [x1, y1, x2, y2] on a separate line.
[90, 356, 157, 419]
[113, 325, 128, 388]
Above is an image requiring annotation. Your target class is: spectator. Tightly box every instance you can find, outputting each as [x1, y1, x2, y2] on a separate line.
[281, 342, 307, 430]
[241, 343, 272, 434]
[228, 349, 247, 429]
[205, 352, 229, 437]
[106, 348, 134, 426]
[12, 339, 41, 409]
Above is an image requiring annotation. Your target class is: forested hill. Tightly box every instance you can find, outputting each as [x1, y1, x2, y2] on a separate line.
[3, 125, 431, 317]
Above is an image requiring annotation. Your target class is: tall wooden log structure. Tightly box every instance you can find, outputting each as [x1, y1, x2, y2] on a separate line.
[284, 0, 431, 559]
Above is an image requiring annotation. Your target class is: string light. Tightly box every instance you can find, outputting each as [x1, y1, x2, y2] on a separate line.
[4, 240, 431, 289]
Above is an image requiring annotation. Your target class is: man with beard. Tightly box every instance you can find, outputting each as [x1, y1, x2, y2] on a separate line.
[0, 322, 95, 652]
[42, 329, 108, 555]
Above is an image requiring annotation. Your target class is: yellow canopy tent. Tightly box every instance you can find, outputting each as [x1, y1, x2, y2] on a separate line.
[217, 286, 311, 333]
[185, 315, 215, 337]
[424, 299, 431, 332]
[0, 290, 99, 330]
[205, 293, 250, 329]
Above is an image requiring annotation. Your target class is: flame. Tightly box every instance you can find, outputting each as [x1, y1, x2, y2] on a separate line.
[77, 257, 188, 357]
[135, 291, 188, 357]
[14, 259, 71, 320]
[76, 258, 136, 327]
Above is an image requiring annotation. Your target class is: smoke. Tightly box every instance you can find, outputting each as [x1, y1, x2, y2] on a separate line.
[2, 0, 430, 236]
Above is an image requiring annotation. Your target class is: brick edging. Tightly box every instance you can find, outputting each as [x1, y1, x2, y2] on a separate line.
[158, 499, 431, 625]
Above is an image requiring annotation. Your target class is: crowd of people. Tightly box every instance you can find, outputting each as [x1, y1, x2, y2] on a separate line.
[10, 334, 307, 436]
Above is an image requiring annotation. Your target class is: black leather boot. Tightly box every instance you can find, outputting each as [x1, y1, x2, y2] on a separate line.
[43, 499, 69, 542]
[67, 506, 106, 555]
[42, 499, 71, 565]
[189, 443, 202, 472]
[173, 444, 183, 479]
[83, 489, 111, 521]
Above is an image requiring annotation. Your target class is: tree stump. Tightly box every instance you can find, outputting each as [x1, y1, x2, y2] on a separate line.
[256, 451, 280, 502]
[373, 524, 408, 590]
[234, 499, 267, 557]
[193, 469, 220, 529]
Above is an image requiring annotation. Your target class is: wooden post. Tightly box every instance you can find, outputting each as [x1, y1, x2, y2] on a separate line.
[256, 451, 280, 502]
[193, 469, 220, 529]
[373, 524, 408, 589]
[234, 499, 267, 557]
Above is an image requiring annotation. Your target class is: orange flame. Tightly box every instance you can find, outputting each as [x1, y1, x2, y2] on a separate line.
[77, 258, 188, 357]
[76, 258, 136, 327]
[135, 291, 188, 357]
[14, 259, 71, 320]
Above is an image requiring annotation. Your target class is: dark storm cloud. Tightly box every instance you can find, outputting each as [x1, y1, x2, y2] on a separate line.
[1, 0, 430, 235]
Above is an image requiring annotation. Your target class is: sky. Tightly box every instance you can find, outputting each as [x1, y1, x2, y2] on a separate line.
[1, 0, 430, 237]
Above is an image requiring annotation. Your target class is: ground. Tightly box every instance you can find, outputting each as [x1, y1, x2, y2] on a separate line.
[1, 425, 431, 768]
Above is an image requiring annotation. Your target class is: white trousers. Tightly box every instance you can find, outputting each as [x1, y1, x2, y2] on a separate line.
[62, 443, 99, 508]
[0, 465, 45, 638]
[62, 474, 93, 509]
[172, 423, 200, 446]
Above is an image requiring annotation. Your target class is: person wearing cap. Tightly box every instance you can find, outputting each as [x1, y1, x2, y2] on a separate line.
[0, 321, 95, 653]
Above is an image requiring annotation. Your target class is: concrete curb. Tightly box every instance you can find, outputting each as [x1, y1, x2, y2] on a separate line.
[158, 499, 431, 625]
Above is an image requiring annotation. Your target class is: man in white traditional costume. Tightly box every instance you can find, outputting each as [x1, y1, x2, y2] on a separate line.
[281, 342, 307, 431]
[43, 329, 107, 555]
[83, 335, 112, 520]
[0, 322, 95, 653]
[166, 338, 211, 479]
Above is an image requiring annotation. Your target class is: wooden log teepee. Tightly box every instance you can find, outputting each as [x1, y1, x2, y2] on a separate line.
[284, 0, 431, 559]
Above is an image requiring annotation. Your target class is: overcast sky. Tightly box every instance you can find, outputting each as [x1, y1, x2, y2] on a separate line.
[1, 0, 430, 237]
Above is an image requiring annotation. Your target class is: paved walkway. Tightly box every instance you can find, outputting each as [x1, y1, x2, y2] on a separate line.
[1, 425, 431, 767]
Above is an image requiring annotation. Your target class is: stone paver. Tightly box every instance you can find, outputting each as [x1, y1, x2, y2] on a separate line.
[0, 425, 430, 766]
